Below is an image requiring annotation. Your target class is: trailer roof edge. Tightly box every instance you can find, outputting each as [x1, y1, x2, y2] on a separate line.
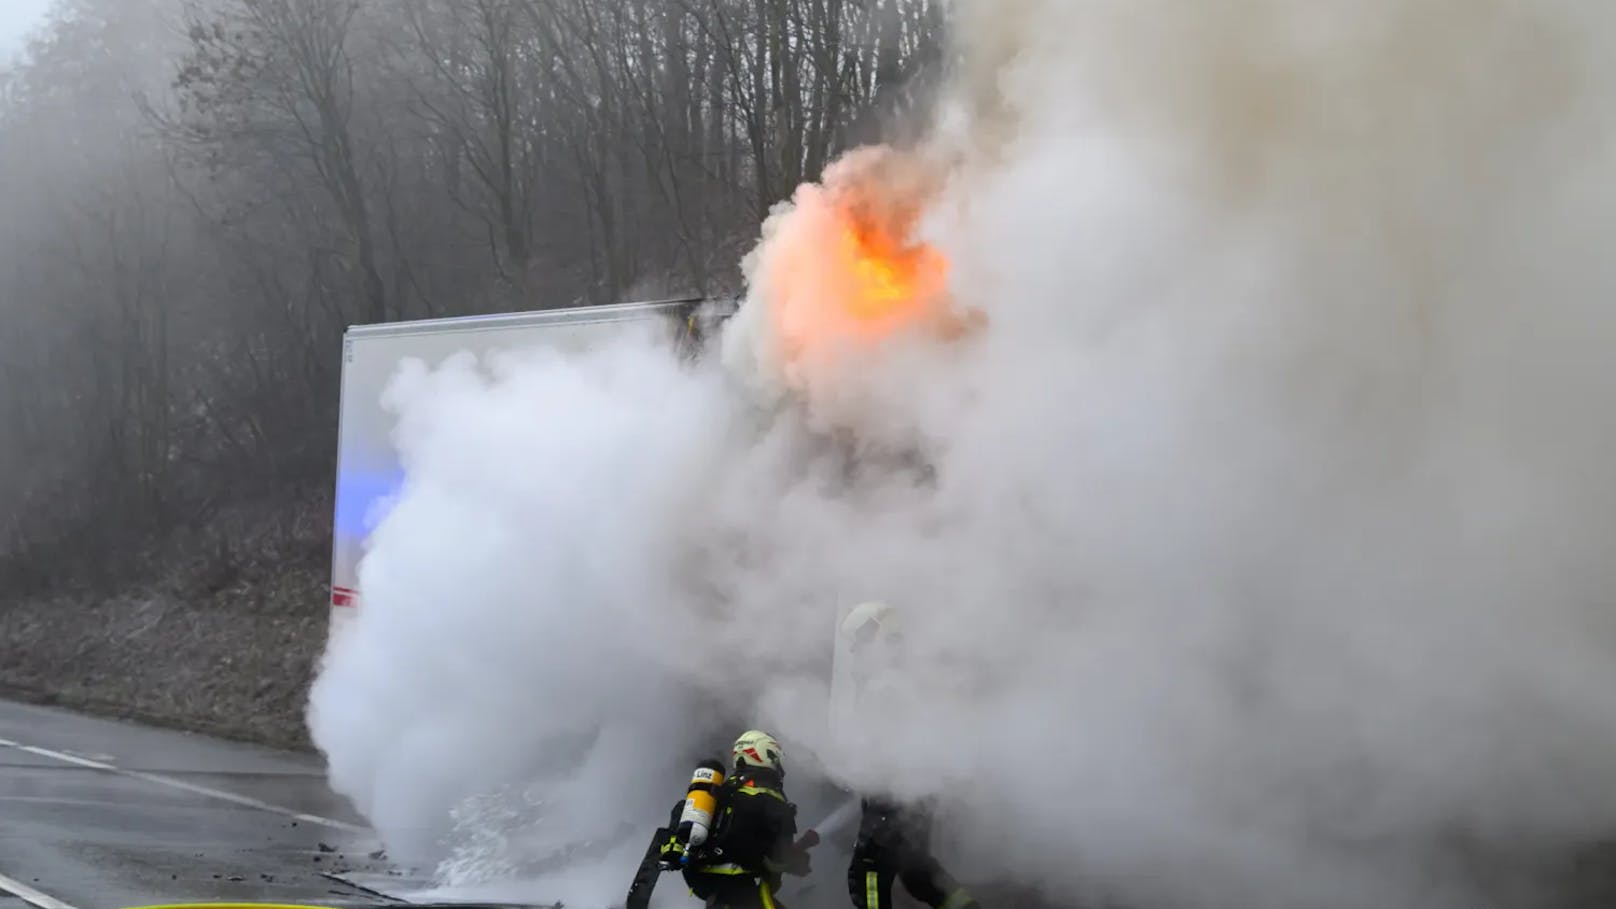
[344, 296, 737, 340]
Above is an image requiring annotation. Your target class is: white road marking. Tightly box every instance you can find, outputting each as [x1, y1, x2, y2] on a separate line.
[9, 744, 104, 770]
[0, 870, 81, 909]
[0, 736, 367, 833]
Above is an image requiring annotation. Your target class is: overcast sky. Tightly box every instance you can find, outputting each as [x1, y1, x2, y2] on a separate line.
[1, 0, 54, 62]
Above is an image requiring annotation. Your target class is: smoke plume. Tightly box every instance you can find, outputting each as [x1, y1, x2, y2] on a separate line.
[309, 2, 1616, 907]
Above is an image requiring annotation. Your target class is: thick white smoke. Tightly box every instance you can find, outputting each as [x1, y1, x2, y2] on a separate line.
[309, 2, 1616, 907]
[307, 335, 736, 865]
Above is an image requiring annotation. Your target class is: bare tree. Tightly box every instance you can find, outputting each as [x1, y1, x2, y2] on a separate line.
[173, 0, 390, 324]
[0, 0, 945, 587]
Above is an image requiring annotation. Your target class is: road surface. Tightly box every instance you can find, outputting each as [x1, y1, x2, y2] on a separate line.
[0, 698, 404, 909]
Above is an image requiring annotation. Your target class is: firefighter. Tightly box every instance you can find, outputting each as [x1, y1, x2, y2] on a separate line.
[839, 602, 980, 909]
[849, 795, 977, 909]
[660, 730, 813, 909]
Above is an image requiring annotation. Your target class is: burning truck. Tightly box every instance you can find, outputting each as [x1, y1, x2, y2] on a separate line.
[325, 149, 973, 643]
[313, 148, 1005, 904]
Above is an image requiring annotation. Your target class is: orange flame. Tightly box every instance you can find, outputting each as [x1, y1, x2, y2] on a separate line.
[753, 148, 986, 378]
[835, 221, 953, 337]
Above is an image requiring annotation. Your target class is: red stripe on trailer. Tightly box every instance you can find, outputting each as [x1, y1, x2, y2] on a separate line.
[332, 586, 358, 607]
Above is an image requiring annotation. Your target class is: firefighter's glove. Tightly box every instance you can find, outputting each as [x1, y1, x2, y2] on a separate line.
[657, 838, 685, 872]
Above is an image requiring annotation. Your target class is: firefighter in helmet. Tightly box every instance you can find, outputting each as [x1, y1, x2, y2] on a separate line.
[660, 729, 812, 909]
[839, 602, 980, 909]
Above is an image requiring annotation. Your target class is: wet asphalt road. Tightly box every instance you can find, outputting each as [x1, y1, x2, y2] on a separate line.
[0, 699, 399, 909]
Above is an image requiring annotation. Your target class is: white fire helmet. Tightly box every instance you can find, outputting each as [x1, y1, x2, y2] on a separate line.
[732, 729, 785, 775]
[842, 600, 902, 652]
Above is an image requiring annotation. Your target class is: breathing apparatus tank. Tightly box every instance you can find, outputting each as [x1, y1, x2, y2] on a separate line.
[675, 758, 726, 857]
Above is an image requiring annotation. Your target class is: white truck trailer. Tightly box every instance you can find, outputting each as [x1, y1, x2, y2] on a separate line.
[327, 293, 871, 732]
[326, 296, 900, 900]
[326, 297, 729, 634]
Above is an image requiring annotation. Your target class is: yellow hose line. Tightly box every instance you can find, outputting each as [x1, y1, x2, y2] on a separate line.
[119, 903, 344, 909]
